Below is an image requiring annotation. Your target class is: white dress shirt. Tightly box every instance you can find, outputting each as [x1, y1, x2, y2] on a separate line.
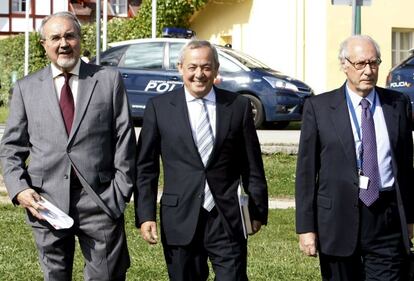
[51, 59, 81, 108]
[345, 84, 395, 189]
[185, 88, 217, 142]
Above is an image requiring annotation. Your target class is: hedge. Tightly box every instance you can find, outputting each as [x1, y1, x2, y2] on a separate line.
[0, 0, 208, 105]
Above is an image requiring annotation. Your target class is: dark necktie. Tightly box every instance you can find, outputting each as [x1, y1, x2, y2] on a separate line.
[196, 99, 215, 211]
[60, 72, 74, 135]
[359, 98, 380, 206]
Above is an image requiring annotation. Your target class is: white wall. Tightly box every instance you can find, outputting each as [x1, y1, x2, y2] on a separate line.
[304, 0, 327, 94]
[0, 1, 9, 13]
[52, 0, 68, 13]
[0, 18, 9, 32]
[12, 18, 34, 32]
[36, 0, 51, 15]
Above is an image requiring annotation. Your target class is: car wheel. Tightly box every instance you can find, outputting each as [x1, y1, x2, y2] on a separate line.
[273, 121, 290, 130]
[243, 94, 264, 128]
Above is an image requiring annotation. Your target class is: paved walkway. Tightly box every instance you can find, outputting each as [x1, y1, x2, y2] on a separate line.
[0, 176, 295, 209]
[0, 125, 296, 208]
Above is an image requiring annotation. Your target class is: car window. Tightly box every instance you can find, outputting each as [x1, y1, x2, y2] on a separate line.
[100, 45, 128, 66]
[219, 47, 271, 70]
[218, 54, 243, 73]
[120, 42, 164, 69]
[169, 43, 185, 70]
[404, 56, 414, 66]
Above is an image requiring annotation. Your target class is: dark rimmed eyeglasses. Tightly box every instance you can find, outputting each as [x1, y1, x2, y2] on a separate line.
[345, 57, 382, 70]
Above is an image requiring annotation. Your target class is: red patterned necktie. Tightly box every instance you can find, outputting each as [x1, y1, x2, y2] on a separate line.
[60, 72, 74, 135]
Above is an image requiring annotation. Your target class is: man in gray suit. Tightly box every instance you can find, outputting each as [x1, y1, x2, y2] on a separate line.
[0, 12, 136, 280]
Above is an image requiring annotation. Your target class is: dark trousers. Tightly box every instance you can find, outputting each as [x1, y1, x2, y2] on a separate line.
[320, 190, 408, 281]
[162, 207, 248, 281]
[31, 182, 130, 281]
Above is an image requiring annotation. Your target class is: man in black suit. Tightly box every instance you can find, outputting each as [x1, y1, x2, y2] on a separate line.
[295, 35, 414, 280]
[135, 40, 268, 281]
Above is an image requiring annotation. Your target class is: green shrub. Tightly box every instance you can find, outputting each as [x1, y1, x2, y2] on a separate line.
[0, 0, 208, 106]
[0, 32, 48, 105]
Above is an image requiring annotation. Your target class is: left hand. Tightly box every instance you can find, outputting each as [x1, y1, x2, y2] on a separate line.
[251, 220, 262, 235]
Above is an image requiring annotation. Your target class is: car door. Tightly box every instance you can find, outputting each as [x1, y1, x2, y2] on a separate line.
[117, 42, 167, 118]
[165, 42, 185, 90]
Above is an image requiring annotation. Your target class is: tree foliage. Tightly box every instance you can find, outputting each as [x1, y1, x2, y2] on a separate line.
[0, 0, 208, 105]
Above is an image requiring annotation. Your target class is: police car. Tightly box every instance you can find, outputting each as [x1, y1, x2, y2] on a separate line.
[96, 31, 313, 128]
[386, 49, 414, 120]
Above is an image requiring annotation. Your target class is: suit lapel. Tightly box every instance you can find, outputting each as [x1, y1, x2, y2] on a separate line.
[377, 87, 399, 153]
[69, 62, 98, 142]
[212, 88, 232, 164]
[39, 66, 68, 137]
[328, 85, 358, 172]
[170, 89, 201, 159]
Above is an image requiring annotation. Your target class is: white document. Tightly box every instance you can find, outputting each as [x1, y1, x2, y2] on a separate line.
[237, 183, 253, 239]
[37, 197, 74, 230]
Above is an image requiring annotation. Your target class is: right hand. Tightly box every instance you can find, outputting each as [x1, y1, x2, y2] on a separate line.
[299, 232, 318, 257]
[140, 221, 158, 244]
[16, 188, 45, 220]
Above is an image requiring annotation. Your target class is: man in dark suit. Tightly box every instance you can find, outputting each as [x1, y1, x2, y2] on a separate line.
[0, 12, 136, 280]
[295, 35, 414, 280]
[135, 40, 268, 281]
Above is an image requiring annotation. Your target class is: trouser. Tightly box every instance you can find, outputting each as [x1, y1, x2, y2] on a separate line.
[320, 190, 408, 281]
[31, 185, 130, 281]
[162, 207, 248, 281]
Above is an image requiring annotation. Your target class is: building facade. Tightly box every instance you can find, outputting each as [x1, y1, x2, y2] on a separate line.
[189, 0, 414, 92]
[0, 0, 140, 36]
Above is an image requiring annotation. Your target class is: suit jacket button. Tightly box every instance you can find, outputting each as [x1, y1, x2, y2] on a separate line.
[67, 149, 71, 153]
[64, 175, 69, 179]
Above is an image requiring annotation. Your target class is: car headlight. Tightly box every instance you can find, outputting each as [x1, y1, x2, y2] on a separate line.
[263, 76, 299, 92]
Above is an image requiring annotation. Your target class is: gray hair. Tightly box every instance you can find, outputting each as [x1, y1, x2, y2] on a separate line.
[178, 40, 219, 68]
[338, 35, 381, 63]
[39, 11, 81, 40]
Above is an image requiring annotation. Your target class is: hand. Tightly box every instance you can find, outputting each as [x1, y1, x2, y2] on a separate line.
[299, 232, 318, 257]
[140, 221, 158, 244]
[16, 188, 45, 220]
[408, 223, 413, 240]
[251, 220, 262, 234]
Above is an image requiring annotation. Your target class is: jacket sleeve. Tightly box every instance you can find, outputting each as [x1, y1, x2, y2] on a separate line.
[135, 98, 161, 227]
[241, 98, 268, 225]
[0, 80, 31, 203]
[110, 71, 137, 205]
[295, 98, 319, 234]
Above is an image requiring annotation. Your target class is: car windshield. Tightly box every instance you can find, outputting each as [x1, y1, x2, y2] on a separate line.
[218, 47, 273, 70]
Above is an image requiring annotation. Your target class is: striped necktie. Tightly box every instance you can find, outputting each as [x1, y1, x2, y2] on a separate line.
[196, 98, 215, 211]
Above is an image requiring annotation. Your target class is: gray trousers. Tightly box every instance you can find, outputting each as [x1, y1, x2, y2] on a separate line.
[31, 187, 130, 281]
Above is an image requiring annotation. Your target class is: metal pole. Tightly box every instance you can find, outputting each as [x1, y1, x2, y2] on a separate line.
[103, 0, 107, 51]
[152, 0, 157, 38]
[351, 0, 356, 35]
[355, 5, 361, 35]
[96, 0, 101, 65]
[24, 0, 30, 76]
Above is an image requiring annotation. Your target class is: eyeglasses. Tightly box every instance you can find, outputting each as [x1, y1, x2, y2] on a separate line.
[43, 32, 79, 44]
[345, 57, 382, 70]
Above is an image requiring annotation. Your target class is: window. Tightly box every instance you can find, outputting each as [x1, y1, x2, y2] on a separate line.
[12, 0, 26, 12]
[121, 42, 164, 69]
[168, 43, 185, 69]
[110, 0, 128, 16]
[392, 29, 414, 67]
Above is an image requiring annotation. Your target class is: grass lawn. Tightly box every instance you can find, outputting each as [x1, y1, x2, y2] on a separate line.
[158, 154, 298, 199]
[0, 204, 320, 280]
[263, 154, 296, 198]
[0, 106, 9, 123]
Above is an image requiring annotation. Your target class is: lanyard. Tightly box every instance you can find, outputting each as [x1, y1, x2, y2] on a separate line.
[345, 91, 377, 171]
